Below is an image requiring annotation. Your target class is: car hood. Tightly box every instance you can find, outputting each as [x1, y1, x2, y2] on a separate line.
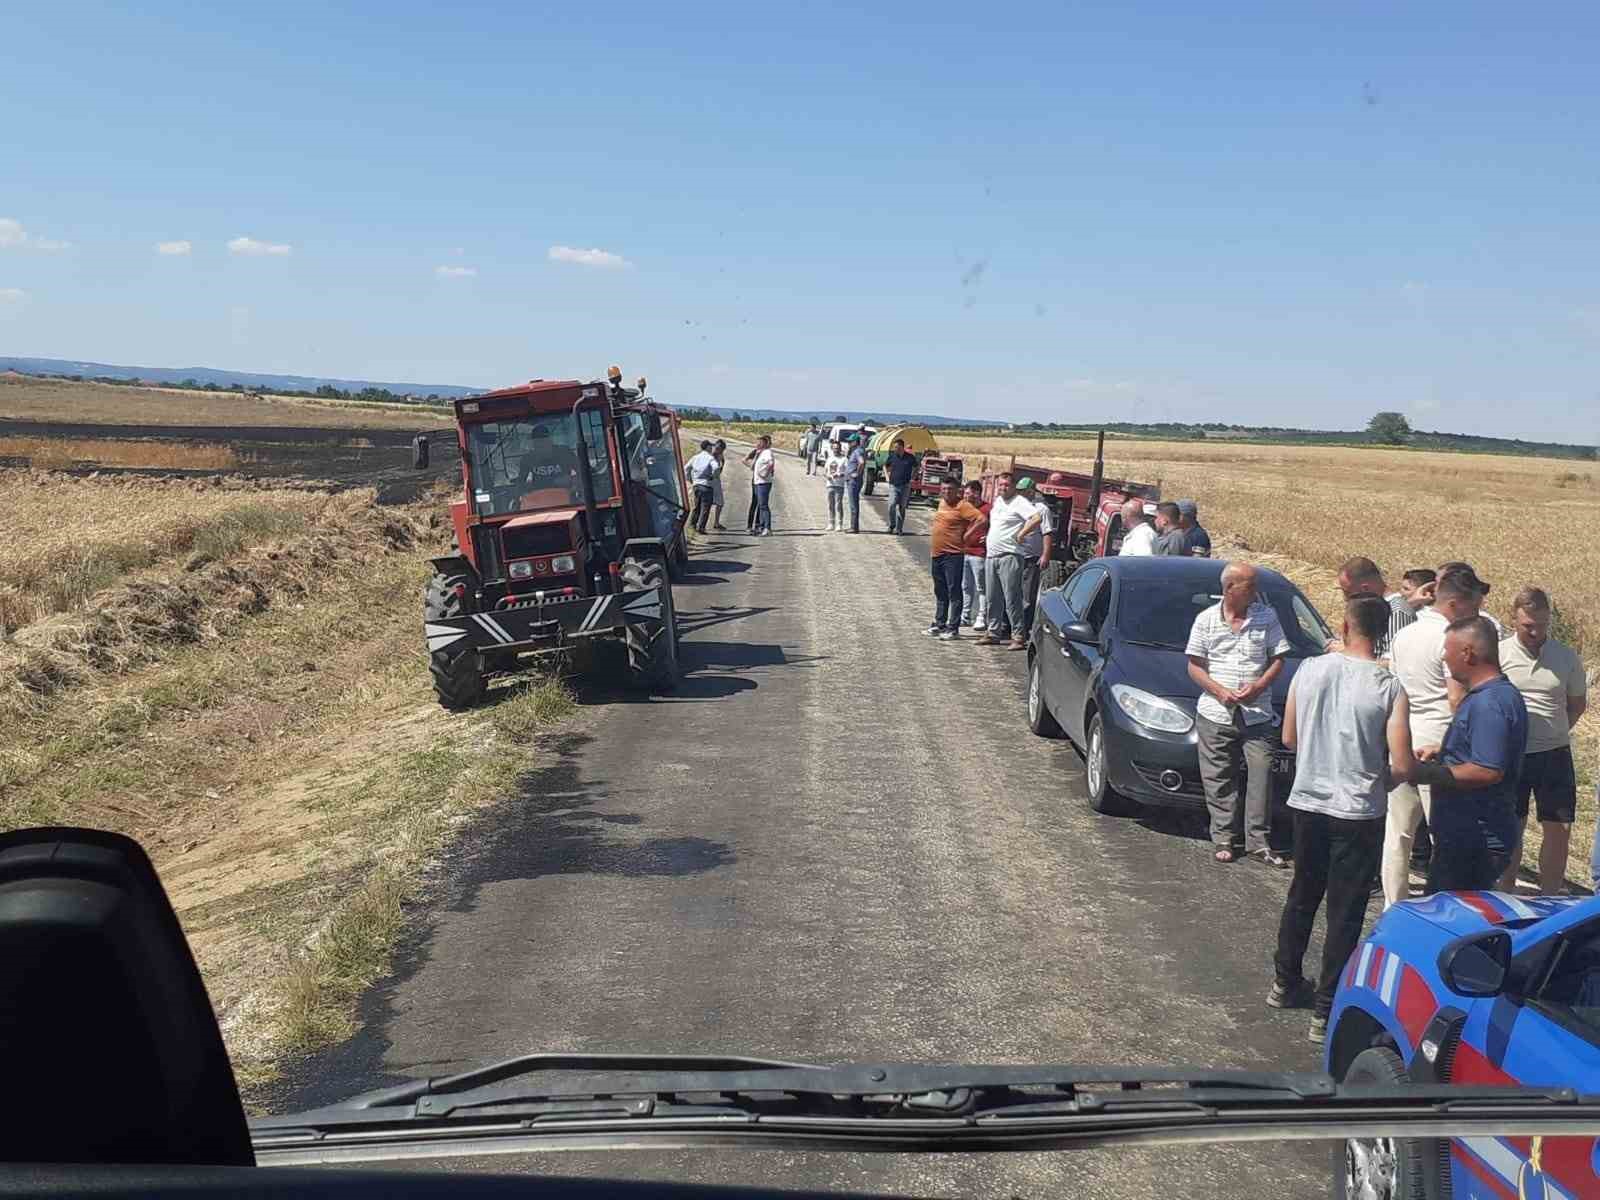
[1110, 639, 1305, 705]
[1399, 891, 1583, 936]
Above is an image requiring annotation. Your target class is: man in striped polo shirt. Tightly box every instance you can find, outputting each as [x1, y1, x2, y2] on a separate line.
[1336, 557, 1416, 659]
[1186, 561, 1293, 866]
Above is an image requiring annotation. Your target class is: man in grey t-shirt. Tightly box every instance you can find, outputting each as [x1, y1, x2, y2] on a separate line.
[1270, 595, 1414, 1044]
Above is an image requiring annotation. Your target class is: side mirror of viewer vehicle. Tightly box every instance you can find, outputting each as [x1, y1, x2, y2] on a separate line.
[646, 412, 665, 442]
[1062, 621, 1097, 643]
[1438, 929, 1511, 998]
[412, 434, 430, 470]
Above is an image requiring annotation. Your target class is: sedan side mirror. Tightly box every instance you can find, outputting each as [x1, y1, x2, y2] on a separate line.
[1062, 620, 1097, 644]
[1438, 929, 1511, 997]
[412, 434, 430, 470]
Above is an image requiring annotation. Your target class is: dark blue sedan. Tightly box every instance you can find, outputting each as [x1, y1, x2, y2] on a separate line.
[1026, 556, 1332, 815]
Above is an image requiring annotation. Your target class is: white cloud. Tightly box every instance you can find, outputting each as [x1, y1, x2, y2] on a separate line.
[435, 265, 477, 278]
[548, 244, 631, 269]
[0, 287, 26, 303]
[0, 218, 70, 251]
[155, 240, 192, 256]
[227, 235, 291, 257]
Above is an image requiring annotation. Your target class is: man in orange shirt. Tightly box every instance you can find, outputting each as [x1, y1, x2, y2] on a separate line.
[926, 478, 984, 641]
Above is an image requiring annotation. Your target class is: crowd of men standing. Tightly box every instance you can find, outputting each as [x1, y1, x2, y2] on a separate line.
[688, 430, 1591, 1045]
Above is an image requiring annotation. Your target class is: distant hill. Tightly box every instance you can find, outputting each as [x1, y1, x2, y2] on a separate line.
[0, 357, 479, 400]
[683, 406, 1007, 428]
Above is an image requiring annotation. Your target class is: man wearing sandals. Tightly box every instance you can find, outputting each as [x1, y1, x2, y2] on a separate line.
[1186, 562, 1292, 866]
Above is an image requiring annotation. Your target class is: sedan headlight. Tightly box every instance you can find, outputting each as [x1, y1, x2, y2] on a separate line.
[1111, 684, 1194, 734]
[550, 555, 577, 574]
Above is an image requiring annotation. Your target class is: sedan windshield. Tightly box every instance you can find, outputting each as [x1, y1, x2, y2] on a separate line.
[466, 412, 616, 516]
[1119, 582, 1330, 655]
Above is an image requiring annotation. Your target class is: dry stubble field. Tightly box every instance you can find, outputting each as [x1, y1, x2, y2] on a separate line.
[694, 421, 1598, 880]
[0, 381, 572, 1094]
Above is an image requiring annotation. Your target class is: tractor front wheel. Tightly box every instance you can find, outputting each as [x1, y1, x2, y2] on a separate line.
[619, 554, 679, 691]
[424, 572, 485, 710]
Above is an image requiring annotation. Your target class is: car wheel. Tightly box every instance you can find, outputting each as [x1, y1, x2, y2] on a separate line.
[1085, 712, 1136, 816]
[1340, 1046, 1430, 1200]
[1027, 654, 1063, 738]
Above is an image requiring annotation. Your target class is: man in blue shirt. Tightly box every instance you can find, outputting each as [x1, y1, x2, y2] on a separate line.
[883, 438, 919, 534]
[1411, 615, 1529, 893]
[844, 436, 867, 533]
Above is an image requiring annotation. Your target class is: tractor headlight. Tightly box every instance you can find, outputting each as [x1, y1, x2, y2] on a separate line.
[509, 561, 533, 579]
[550, 555, 577, 575]
[1111, 684, 1194, 734]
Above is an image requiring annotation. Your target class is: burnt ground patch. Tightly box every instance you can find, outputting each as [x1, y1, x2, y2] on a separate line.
[0, 417, 460, 501]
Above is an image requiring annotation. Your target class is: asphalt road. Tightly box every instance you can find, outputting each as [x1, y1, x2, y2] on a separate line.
[274, 457, 1348, 1198]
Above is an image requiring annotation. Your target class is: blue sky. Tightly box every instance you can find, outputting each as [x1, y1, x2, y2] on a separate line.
[3, 1, 1597, 440]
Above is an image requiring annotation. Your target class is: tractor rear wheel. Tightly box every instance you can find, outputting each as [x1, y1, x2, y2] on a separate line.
[619, 554, 679, 691]
[424, 572, 485, 710]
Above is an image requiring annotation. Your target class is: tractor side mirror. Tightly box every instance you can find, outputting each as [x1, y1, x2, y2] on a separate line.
[1438, 929, 1511, 997]
[412, 434, 430, 470]
[646, 412, 665, 442]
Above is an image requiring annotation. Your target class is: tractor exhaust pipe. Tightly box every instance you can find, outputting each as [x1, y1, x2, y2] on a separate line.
[1087, 430, 1105, 523]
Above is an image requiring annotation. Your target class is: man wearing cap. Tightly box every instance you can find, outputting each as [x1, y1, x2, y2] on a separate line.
[844, 435, 867, 533]
[1177, 500, 1211, 558]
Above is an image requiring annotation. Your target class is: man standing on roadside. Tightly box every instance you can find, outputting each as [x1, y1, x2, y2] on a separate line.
[1177, 499, 1211, 557]
[976, 472, 1032, 650]
[824, 441, 847, 531]
[1186, 562, 1292, 866]
[684, 440, 718, 534]
[1410, 617, 1528, 893]
[803, 420, 822, 475]
[1335, 557, 1415, 658]
[709, 440, 728, 530]
[750, 434, 777, 536]
[960, 479, 990, 632]
[925, 479, 983, 640]
[1499, 587, 1587, 893]
[1270, 595, 1413, 1044]
[1014, 478, 1056, 640]
[844, 435, 867, 533]
[1152, 502, 1187, 555]
[1381, 566, 1486, 905]
[1118, 498, 1157, 556]
[883, 438, 919, 535]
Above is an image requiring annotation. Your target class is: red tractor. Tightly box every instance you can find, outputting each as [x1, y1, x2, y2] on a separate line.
[414, 370, 690, 709]
[976, 431, 1161, 591]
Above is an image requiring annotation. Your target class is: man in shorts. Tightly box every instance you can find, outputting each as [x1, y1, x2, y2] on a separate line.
[1499, 586, 1588, 893]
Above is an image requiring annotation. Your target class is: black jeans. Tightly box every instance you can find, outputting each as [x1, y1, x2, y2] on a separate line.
[690, 485, 713, 533]
[1275, 809, 1383, 1017]
[931, 553, 964, 630]
[1425, 831, 1510, 894]
[1020, 555, 1041, 638]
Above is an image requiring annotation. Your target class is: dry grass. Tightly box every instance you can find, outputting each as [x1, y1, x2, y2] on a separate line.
[0, 474, 576, 1090]
[0, 473, 332, 634]
[0, 372, 443, 430]
[0, 434, 240, 469]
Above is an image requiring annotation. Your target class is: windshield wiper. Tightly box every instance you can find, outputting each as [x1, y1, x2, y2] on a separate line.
[251, 1057, 1600, 1165]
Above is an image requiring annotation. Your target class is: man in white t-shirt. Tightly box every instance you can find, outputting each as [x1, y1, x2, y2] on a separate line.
[748, 435, 777, 536]
[1380, 566, 1484, 905]
[975, 472, 1034, 650]
[1118, 498, 1157, 556]
[1272, 595, 1413, 1043]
